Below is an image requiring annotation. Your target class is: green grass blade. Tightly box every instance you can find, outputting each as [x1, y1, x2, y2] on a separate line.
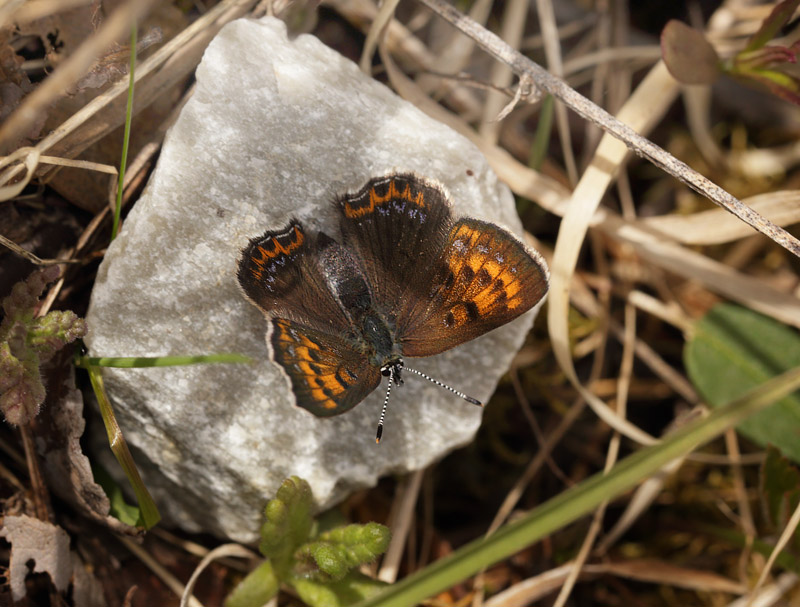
[111, 23, 137, 241]
[75, 353, 252, 368]
[87, 364, 160, 528]
[354, 367, 800, 607]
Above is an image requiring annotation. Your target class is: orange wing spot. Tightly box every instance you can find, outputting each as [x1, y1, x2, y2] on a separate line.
[445, 304, 470, 328]
[464, 255, 504, 279]
[307, 369, 346, 396]
[297, 333, 320, 350]
[466, 255, 482, 274]
[455, 225, 481, 242]
[502, 281, 522, 303]
[503, 273, 522, 307]
[472, 269, 525, 313]
[343, 177, 426, 218]
[251, 225, 305, 265]
[472, 291, 497, 314]
[397, 180, 426, 207]
[343, 197, 374, 219]
[481, 260, 502, 279]
[309, 390, 339, 410]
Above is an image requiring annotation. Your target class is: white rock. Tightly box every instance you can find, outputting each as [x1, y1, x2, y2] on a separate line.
[85, 16, 544, 542]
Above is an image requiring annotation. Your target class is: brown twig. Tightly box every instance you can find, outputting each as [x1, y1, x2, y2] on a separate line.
[19, 422, 52, 522]
[416, 0, 800, 259]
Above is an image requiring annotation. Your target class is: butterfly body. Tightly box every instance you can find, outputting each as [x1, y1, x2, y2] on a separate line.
[315, 235, 402, 370]
[238, 173, 549, 419]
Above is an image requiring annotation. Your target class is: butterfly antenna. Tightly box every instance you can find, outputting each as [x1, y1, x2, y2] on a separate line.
[376, 373, 393, 444]
[403, 366, 483, 407]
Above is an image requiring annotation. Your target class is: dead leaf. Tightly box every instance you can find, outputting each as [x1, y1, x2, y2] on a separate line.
[0, 514, 71, 601]
[75, 27, 163, 92]
[0, 29, 41, 147]
[39, 367, 140, 535]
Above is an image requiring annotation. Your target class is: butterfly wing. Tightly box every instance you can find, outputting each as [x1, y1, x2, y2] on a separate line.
[337, 174, 549, 357]
[239, 221, 381, 415]
[398, 218, 549, 357]
[237, 220, 351, 335]
[337, 173, 453, 320]
[270, 318, 381, 416]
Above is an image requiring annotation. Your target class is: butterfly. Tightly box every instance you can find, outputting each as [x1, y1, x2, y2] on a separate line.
[237, 173, 549, 441]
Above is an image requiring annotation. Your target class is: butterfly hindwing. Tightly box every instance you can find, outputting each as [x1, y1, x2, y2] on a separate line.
[397, 218, 549, 357]
[270, 318, 382, 416]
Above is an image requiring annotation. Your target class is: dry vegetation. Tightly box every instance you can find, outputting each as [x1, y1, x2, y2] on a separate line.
[2, 0, 800, 606]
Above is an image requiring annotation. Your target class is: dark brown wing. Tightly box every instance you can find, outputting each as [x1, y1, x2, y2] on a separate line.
[237, 220, 350, 335]
[337, 173, 453, 321]
[269, 318, 381, 416]
[397, 218, 549, 357]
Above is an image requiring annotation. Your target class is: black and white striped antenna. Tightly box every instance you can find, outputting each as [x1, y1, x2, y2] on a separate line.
[375, 361, 483, 444]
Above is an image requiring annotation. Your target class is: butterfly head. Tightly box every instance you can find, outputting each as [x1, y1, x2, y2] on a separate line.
[380, 357, 403, 384]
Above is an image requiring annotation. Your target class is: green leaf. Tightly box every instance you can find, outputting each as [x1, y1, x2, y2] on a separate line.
[0, 267, 86, 425]
[92, 464, 142, 527]
[701, 523, 800, 571]
[259, 476, 314, 574]
[295, 523, 391, 581]
[292, 572, 388, 607]
[74, 353, 251, 368]
[761, 445, 800, 549]
[225, 561, 279, 607]
[661, 20, 721, 85]
[685, 304, 800, 462]
[528, 94, 554, 171]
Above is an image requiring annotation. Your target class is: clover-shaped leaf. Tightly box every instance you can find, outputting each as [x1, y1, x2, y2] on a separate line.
[661, 3, 800, 106]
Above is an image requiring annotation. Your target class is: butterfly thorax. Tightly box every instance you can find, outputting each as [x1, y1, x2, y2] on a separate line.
[318, 233, 402, 368]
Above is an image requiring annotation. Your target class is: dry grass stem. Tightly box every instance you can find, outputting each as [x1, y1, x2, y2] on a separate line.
[180, 543, 260, 607]
[534, 0, 577, 185]
[378, 469, 425, 584]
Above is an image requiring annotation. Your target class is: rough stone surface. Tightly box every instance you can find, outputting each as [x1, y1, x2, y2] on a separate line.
[85, 16, 543, 542]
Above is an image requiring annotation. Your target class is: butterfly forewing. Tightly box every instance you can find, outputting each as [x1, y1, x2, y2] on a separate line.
[270, 318, 382, 416]
[398, 218, 549, 357]
[337, 173, 452, 316]
[237, 220, 351, 335]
